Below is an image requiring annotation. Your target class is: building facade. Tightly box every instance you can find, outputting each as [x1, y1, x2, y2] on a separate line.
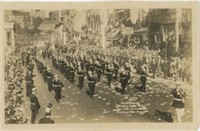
[148, 9, 192, 50]
[49, 11, 60, 23]
[30, 10, 45, 19]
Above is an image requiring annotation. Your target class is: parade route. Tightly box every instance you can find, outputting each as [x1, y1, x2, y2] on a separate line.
[22, 53, 192, 123]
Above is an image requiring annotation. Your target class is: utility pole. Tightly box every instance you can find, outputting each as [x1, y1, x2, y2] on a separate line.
[101, 9, 107, 50]
[175, 8, 182, 51]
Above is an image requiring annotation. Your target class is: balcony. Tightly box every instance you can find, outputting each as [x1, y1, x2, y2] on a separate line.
[150, 13, 176, 24]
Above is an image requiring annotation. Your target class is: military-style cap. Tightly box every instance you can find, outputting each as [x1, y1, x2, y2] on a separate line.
[45, 107, 51, 115]
[47, 103, 53, 108]
[32, 87, 36, 92]
[176, 81, 181, 85]
[54, 75, 58, 78]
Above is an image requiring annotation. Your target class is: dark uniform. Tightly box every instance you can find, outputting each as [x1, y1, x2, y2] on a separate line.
[27, 62, 34, 75]
[65, 62, 70, 79]
[25, 72, 33, 97]
[80, 60, 85, 70]
[84, 60, 90, 75]
[140, 72, 147, 92]
[46, 70, 54, 92]
[172, 87, 185, 109]
[100, 59, 106, 74]
[124, 65, 131, 84]
[87, 74, 96, 98]
[52, 78, 64, 103]
[113, 62, 119, 80]
[95, 63, 102, 82]
[42, 65, 47, 83]
[39, 116, 54, 124]
[69, 65, 75, 84]
[120, 71, 128, 92]
[29, 92, 40, 124]
[89, 62, 95, 74]
[105, 67, 113, 87]
[77, 69, 85, 89]
[52, 55, 56, 68]
[59, 59, 64, 74]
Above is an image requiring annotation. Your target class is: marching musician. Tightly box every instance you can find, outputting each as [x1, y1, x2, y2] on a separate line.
[119, 68, 128, 93]
[77, 66, 85, 89]
[46, 67, 54, 92]
[105, 64, 113, 87]
[87, 71, 96, 98]
[52, 75, 64, 103]
[95, 60, 102, 82]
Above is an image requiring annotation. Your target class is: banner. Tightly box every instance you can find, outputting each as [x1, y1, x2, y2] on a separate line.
[121, 27, 134, 35]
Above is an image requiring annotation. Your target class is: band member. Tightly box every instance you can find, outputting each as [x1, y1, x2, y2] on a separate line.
[172, 81, 185, 123]
[89, 59, 95, 74]
[52, 75, 64, 103]
[29, 88, 40, 124]
[113, 60, 119, 80]
[79, 57, 85, 70]
[100, 57, 106, 74]
[65, 61, 70, 80]
[39, 103, 54, 124]
[105, 64, 113, 87]
[87, 71, 96, 98]
[84, 58, 90, 75]
[95, 60, 102, 82]
[140, 72, 147, 92]
[124, 63, 131, 84]
[27, 61, 34, 75]
[42, 63, 47, 83]
[120, 69, 128, 93]
[77, 67, 85, 89]
[46, 68, 54, 92]
[69, 63, 75, 84]
[25, 71, 34, 97]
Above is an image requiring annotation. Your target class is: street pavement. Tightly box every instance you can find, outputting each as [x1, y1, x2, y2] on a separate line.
[22, 52, 193, 123]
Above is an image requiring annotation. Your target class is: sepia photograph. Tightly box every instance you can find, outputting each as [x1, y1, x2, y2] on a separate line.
[0, 1, 199, 131]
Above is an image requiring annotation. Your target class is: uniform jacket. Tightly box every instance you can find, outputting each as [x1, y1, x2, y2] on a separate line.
[29, 94, 40, 110]
[39, 116, 55, 124]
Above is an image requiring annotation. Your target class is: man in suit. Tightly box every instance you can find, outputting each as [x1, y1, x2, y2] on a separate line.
[39, 103, 54, 124]
[29, 88, 40, 124]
